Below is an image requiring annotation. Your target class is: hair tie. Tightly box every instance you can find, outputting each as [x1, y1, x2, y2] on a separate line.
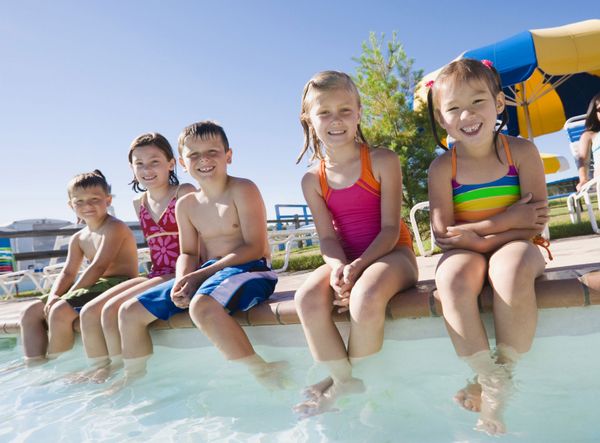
[425, 80, 435, 89]
[481, 59, 494, 69]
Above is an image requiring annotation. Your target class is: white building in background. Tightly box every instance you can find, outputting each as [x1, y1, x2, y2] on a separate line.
[1, 218, 75, 271]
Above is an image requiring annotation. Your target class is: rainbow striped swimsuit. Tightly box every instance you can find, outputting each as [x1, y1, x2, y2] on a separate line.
[452, 135, 520, 223]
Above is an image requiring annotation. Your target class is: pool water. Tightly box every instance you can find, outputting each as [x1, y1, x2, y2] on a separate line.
[0, 332, 599, 443]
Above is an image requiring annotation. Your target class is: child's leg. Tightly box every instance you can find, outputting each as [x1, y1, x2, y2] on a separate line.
[47, 300, 80, 356]
[79, 278, 147, 361]
[118, 298, 159, 360]
[295, 264, 347, 362]
[488, 240, 545, 354]
[348, 247, 418, 359]
[435, 249, 489, 356]
[19, 300, 48, 360]
[294, 264, 369, 417]
[101, 276, 170, 359]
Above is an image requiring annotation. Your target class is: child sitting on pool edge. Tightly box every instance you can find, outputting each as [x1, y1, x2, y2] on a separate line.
[118, 121, 287, 388]
[20, 170, 139, 364]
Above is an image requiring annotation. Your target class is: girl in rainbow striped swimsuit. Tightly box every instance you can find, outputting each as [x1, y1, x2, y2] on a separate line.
[294, 71, 418, 417]
[427, 59, 550, 435]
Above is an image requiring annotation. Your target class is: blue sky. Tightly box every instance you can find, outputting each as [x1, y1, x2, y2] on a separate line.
[1, 1, 595, 225]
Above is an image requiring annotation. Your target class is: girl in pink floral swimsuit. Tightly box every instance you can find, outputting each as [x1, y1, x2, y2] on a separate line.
[69, 133, 195, 384]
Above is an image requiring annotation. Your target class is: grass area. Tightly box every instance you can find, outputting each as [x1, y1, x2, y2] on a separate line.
[275, 196, 600, 271]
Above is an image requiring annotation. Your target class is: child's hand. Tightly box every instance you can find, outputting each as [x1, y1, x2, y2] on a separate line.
[342, 260, 362, 287]
[43, 294, 61, 317]
[505, 193, 549, 230]
[170, 272, 203, 308]
[436, 227, 486, 252]
[329, 266, 345, 294]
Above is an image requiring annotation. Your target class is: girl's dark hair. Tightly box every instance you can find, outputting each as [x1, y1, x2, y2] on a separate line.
[584, 92, 600, 133]
[427, 58, 509, 159]
[67, 169, 111, 198]
[128, 132, 179, 193]
[297, 70, 368, 164]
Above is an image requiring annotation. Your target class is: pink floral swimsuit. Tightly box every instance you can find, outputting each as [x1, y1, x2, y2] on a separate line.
[139, 191, 180, 278]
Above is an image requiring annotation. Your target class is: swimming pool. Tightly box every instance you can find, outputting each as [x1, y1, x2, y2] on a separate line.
[1, 307, 599, 443]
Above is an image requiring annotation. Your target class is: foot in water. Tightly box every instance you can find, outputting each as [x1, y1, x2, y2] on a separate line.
[474, 367, 513, 436]
[249, 360, 291, 390]
[454, 378, 482, 412]
[302, 376, 333, 400]
[293, 377, 365, 418]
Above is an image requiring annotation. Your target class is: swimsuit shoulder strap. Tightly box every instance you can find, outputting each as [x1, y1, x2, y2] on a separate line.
[318, 160, 330, 202]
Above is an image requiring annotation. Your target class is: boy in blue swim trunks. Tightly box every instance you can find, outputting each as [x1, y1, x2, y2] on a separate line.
[118, 121, 285, 388]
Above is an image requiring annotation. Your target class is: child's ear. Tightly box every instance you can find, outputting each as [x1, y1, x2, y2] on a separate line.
[178, 156, 187, 170]
[168, 158, 176, 171]
[226, 149, 232, 164]
[495, 91, 506, 114]
[106, 194, 113, 206]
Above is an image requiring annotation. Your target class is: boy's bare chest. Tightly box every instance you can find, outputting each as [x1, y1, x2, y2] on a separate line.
[192, 202, 242, 240]
[78, 231, 102, 260]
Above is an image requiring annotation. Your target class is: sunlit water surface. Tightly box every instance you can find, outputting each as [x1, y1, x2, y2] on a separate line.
[0, 332, 598, 443]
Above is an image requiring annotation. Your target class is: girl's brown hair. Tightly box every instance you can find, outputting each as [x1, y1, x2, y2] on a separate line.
[128, 132, 179, 193]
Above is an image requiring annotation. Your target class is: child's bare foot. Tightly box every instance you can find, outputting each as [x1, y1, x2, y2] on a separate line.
[454, 378, 482, 412]
[250, 360, 291, 390]
[302, 376, 333, 400]
[89, 361, 123, 384]
[474, 368, 512, 436]
[293, 377, 365, 418]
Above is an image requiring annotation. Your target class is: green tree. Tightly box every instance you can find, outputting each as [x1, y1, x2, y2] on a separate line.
[353, 32, 437, 216]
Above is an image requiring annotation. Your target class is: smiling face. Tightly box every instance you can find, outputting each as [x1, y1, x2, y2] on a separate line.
[435, 78, 505, 146]
[130, 144, 175, 190]
[179, 135, 231, 183]
[68, 185, 112, 223]
[307, 88, 361, 150]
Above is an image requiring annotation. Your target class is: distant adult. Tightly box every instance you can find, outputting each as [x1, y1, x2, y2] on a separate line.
[576, 92, 600, 191]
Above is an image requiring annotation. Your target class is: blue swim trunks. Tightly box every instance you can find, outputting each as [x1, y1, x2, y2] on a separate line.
[137, 258, 277, 321]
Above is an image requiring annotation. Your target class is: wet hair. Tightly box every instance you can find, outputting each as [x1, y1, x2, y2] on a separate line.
[177, 120, 230, 155]
[584, 92, 600, 133]
[297, 70, 368, 163]
[128, 132, 179, 193]
[67, 169, 111, 198]
[427, 58, 508, 156]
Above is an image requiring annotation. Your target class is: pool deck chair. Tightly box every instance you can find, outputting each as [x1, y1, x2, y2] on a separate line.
[564, 115, 599, 233]
[268, 225, 318, 272]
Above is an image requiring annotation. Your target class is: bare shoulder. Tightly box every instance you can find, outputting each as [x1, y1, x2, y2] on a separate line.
[176, 191, 199, 211]
[177, 183, 196, 197]
[132, 194, 144, 217]
[428, 150, 451, 176]
[301, 163, 320, 189]
[506, 136, 539, 163]
[370, 146, 399, 163]
[580, 130, 594, 144]
[229, 176, 260, 195]
[104, 216, 132, 236]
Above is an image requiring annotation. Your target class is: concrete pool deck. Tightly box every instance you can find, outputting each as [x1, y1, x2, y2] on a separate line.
[1, 234, 600, 341]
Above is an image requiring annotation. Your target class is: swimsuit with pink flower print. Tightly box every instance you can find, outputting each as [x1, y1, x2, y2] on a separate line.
[139, 191, 180, 278]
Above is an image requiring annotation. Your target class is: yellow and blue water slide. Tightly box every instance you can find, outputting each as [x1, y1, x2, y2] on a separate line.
[417, 20, 600, 140]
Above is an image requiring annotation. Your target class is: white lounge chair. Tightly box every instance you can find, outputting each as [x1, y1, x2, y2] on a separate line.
[564, 115, 599, 233]
[268, 225, 318, 273]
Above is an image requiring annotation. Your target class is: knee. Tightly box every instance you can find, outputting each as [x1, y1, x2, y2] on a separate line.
[189, 296, 222, 325]
[489, 252, 539, 294]
[20, 300, 45, 326]
[435, 270, 484, 305]
[349, 285, 387, 323]
[101, 300, 120, 330]
[48, 302, 75, 326]
[118, 299, 140, 329]
[79, 303, 102, 329]
[294, 286, 331, 319]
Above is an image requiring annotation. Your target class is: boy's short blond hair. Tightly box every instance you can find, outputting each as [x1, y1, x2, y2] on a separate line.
[67, 169, 111, 198]
[178, 121, 230, 155]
